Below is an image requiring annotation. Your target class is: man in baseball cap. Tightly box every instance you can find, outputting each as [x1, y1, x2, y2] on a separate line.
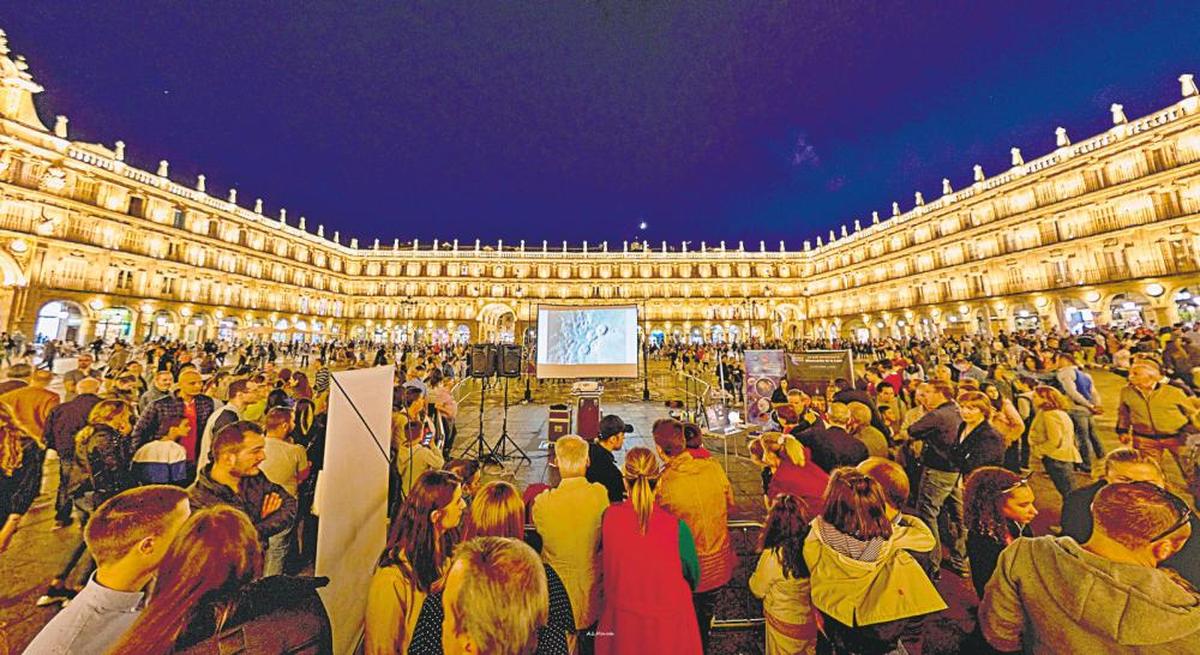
[586, 415, 632, 503]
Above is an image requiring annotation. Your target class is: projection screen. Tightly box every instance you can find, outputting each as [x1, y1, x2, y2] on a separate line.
[536, 304, 640, 378]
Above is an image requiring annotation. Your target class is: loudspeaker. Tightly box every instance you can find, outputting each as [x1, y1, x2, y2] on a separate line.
[499, 344, 522, 378]
[470, 344, 496, 378]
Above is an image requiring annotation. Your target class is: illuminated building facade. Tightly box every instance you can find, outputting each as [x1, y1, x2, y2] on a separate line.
[0, 28, 1197, 347]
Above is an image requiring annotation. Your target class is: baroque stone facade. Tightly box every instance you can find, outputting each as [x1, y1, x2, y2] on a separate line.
[0, 28, 1197, 347]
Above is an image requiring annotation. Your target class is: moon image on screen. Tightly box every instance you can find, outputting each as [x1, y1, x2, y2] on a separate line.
[544, 309, 627, 364]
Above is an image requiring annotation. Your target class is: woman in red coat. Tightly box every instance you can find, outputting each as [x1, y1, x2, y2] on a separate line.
[751, 432, 829, 515]
[595, 447, 702, 655]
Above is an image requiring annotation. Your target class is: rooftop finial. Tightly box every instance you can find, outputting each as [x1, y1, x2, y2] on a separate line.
[228, 188, 238, 204]
[53, 115, 67, 138]
[0, 30, 8, 56]
[373, 238, 379, 249]
[114, 141, 125, 161]
[914, 191, 925, 206]
[973, 164, 985, 182]
[350, 237, 357, 248]
[1010, 147, 1024, 167]
[196, 174, 206, 192]
[891, 201, 900, 217]
[828, 230, 835, 243]
[1110, 103, 1127, 125]
[1055, 126, 1070, 147]
[853, 219, 862, 231]
[317, 224, 324, 237]
[816, 236, 824, 247]
[1181, 74, 1198, 97]
[333, 230, 339, 244]
[279, 208, 287, 225]
[298, 215, 306, 230]
[157, 160, 169, 177]
[254, 198, 263, 214]
[942, 178, 953, 195]
[872, 210, 880, 224]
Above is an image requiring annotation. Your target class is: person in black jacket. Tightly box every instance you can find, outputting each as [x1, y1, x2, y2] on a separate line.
[955, 392, 1007, 477]
[795, 402, 868, 473]
[43, 377, 102, 526]
[188, 421, 297, 550]
[586, 415, 629, 503]
[909, 381, 967, 576]
[1061, 447, 1200, 588]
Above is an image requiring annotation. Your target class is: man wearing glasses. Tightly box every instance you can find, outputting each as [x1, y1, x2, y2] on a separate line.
[980, 482, 1200, 653]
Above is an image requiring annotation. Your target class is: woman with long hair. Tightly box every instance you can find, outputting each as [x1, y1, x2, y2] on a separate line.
[595, 447, 701, 655]
[0, 402, 42, 552]
[804, 468, 946, 654]
[750, 432, 829, 515]
[964, 467, 1037, 598]
[107, 505, 331, 655]
[750, 494, 817, 655]
[406, 481, 575, 655]
[981, 381, 1025, 473]
[290, 371, 313, 401]
[364, 469, 465, 655]
[1028, 385, 1080, 500]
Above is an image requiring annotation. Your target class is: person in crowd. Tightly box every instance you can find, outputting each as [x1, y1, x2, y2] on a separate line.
[786, 389, 825, 433]
[0, 368, 60, 440]
[1027, 385, 1081, 500]
[0, 402, 42, 552]
[955, 390, 1007, 475]
[446, 458, 483, 505]
[198, 377, 256, 469]
[62, 352, 101, 402]
[752, 432, 829, 514]
[595, 447, 701, 655]
[981, 381, 1025, 471]
[653, 417, 735, 649]
[44, 376, 102, 526]
[290, 370, 313, 400]
[531, 435, 610, 650]
[131, 414, 190, 485]
[1117, 360, 1200, 488]
[847, 401, 889, 458]
[132, 368, 214, 479]
[425, 368, 457, 457]
[365, 469, 465, 654]
[910, 380, 969, 576]
[795, 402, 869, 473]
[750, 493, 817, 655]
[586, 414, 628, 503]
[441, 536, 549, 655]
[683, 421, 711, 459]
[188, 421, 297, 575]
[291, 397, 319, 447]
[106, 505, 332, 655]
[0, 361, 32, 395]
[408, 480, 575, 655]
[138, 370, 174, 414]
[395, 410, 444, 497]
[70, 399, 139, 507]
[259, 406, 309, 499]
[955, 356, 988, 383]
[980, 482, 1200, 653]
[856, 457, 936, 578]
[874, 383, 906, 426]
[804, 468, 946, 654]
[24, 486, 191, 654]
[39, 339, 58, 372]
[1061, 447, 1200, 588]
[963, 467, 1037, 599]
[1055, 350, 1104, 474]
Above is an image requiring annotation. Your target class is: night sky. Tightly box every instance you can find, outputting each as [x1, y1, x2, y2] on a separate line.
[6, 2, 1200, 247]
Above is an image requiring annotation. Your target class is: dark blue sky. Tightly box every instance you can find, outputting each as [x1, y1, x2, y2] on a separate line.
[6, 2, 1200, 246]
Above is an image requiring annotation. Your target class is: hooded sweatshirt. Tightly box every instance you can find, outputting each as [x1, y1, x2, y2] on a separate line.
[981, 536, 1200, 654]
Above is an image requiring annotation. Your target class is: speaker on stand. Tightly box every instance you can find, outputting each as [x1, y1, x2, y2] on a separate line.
[490, 344, 530, 467]
[459, 344, 497, 461]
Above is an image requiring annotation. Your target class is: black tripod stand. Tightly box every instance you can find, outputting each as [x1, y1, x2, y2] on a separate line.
[489, 376, 530, 467]
[458, 376, 494, 462]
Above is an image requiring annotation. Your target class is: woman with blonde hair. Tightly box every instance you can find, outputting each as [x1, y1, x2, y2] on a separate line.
[595, 447, 702, 655]
[750, 432, 829, 514]
[406, 480, 575, 654]
[1028, 385, 1080, 499]
[0, 402, 42, 552]
[107, 506, 331, 655]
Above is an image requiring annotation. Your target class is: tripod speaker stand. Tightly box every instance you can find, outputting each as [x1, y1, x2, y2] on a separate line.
[488, 375, 530, 467]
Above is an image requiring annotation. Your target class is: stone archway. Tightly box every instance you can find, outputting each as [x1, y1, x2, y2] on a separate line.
[35, 299, 85, 345]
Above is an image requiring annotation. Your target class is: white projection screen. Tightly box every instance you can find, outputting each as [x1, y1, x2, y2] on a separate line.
[536, 304, 640, 378]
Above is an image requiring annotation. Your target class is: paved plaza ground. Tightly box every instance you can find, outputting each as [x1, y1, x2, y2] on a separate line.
[0, 362, 1185, 654]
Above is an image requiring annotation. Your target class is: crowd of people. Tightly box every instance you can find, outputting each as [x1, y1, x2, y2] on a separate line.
[0, 321, 1197, 654]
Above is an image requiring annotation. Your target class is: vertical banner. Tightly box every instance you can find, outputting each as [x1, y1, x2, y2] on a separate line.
[316, 366, 394, 655]
[784, 350, 856, 396]
[743, 350, 786, 427]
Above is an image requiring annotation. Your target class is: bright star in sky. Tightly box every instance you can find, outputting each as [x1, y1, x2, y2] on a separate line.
[638, 220, 648, 230]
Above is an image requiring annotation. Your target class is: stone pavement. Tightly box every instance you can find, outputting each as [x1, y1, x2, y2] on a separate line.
[0, 364, 1184, 654]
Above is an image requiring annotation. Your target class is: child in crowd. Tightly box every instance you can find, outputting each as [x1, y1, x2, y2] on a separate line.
[131, 414, 189, 486]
